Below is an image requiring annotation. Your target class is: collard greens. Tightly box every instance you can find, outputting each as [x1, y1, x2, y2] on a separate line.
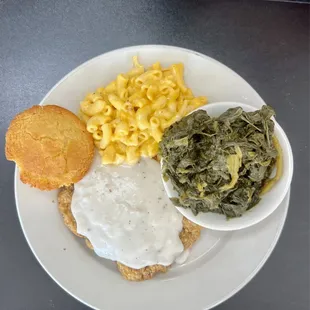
[159, 105, 278, 218]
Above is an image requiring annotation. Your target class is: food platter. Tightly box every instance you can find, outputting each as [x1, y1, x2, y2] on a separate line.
[14, 45, 291, 310]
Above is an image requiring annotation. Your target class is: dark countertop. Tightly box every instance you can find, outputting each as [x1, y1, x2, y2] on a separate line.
[0, 1, 309, 309]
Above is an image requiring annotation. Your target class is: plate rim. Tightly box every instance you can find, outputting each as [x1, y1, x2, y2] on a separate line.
[14, 44, 290, 310]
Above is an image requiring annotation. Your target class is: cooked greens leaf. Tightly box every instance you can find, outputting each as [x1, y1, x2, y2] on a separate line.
[159, 105, 278, 218]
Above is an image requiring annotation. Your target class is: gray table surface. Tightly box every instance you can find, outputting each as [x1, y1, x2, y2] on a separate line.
[0, 1, 309, 310]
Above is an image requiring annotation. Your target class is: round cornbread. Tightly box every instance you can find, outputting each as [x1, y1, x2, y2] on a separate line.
[5, 105, 94, 190]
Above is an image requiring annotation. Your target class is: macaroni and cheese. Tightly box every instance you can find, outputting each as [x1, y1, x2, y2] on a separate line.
[79, 57, 207, 165]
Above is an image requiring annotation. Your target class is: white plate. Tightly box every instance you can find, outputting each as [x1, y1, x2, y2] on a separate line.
[162, 101, 293, 231]
[15, 45, 290, 310]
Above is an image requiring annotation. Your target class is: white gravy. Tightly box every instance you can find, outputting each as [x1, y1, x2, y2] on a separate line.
[71, 155, 184, 269]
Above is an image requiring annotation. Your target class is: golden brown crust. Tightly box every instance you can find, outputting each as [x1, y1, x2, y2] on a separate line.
[5, 105, 94, 190]
[58, 185, 82, 237]
[116, 263, 168, 281]
[179, 217, 201, 250]
[85, 238, 94, 250]
[57, 186, 202, 281]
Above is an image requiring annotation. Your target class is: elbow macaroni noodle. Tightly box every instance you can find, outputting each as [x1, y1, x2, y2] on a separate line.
[79, 56, 207, 165]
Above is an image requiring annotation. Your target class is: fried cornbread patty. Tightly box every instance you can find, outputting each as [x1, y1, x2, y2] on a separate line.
[58, 185, 201, 281]
[6, 105, 94, 190]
